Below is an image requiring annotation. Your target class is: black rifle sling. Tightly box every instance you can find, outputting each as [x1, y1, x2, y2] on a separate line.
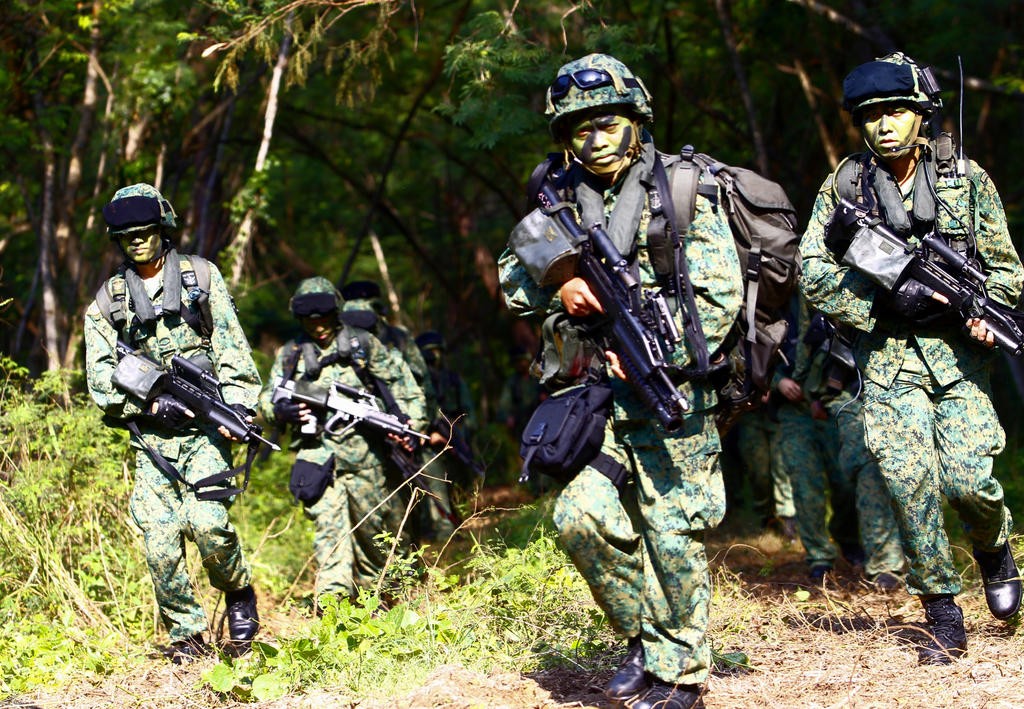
[125, 419, 251, 501]
[652, 156, 711, 374]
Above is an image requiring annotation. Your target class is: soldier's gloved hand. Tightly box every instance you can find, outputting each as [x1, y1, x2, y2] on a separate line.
[890, 279, 946, 320]
[145, 394, 195, 429]
[273, 399, 304, 423]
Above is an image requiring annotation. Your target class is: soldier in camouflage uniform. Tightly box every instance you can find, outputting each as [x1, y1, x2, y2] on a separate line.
[776, 295, 904, 586]
[499, 54, 742, 709]
[84, 183, 260, 663]
[733, 406, 796, 539]
[340, 281, 456, 542]
[801, 53, 1023, 664]
[259, 277, 428, 602]
[416, 331, 484, 492]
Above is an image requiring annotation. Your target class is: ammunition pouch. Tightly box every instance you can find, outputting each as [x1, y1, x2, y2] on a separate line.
[509, 207, 581, 287]
[112, 351, 166, 401]
[534, 312, 606, 390]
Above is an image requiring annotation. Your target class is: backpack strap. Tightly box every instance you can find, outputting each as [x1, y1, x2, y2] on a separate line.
[181, 255, 214, 337]
[94, 271, 129, 333]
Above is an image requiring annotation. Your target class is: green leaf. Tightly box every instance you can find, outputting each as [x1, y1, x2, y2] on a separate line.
[204, 663, 238, 694]
[251, 672, 290, 701]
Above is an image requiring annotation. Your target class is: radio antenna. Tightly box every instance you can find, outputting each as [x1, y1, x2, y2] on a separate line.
[957, 55, 965, 164]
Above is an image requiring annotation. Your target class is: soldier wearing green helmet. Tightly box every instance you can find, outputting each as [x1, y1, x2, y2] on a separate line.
[801, 52, 1024, 665]
[258, 277, 429, 604]
[500, 53, 742, 708]
[84, 183, 262, 663]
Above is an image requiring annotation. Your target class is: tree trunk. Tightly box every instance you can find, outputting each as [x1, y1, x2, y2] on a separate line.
[34, 115, 62, 371]
[229, 15, 293, 287]
[369, 230, 403, 324]
[713, 0, 768, 175]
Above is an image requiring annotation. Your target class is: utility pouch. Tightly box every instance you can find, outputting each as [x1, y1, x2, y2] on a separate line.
[519, 383, 622, 486]
[840, 225, 914, 290]
[508, 207, 581, 287]
[111, 351, 166, 401]
[534, 312, 605, 390]
[289, 455, 335, 506]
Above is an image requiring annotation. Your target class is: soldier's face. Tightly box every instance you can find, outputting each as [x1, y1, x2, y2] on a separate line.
[568, 113, 637, 177]
[115, 226, 163, 264]
[300, 313, 339, 346]
[861, 102, 922, 160]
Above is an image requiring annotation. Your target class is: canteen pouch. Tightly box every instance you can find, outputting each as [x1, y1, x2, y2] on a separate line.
[508, 207, 581, 287]
[519, 383, 619, 485]
[289, 455, 335, 505]
[111, 352, 166, 401]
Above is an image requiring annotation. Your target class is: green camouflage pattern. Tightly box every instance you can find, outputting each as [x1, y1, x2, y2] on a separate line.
[258, 321, 428, 598]
[780, 295, 903, 576]
[800, 155, 1023, 595]
[84, 256, 260, 642]
[499, 143, 742, 685]
[734, 407, 795, 519]
[545, 53, 653, 135]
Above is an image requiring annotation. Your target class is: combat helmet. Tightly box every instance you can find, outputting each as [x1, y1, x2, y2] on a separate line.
[842, 52, 941, 121]
[545, 53, 653, 139]
[341, 280, 386, 315]
[102, 183, 177, 236]
[290, 277, 343, 319]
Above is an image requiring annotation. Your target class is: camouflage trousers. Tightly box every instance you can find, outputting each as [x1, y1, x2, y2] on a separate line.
[552, 409, 724, 686]
[828, 398, 904, 579]
[776, 403, 858, 568]
[129, 435, 252, 643]
[861, 347, 1011, 595]
[736, 408, 795, 519]
[303, 449, 410, 600]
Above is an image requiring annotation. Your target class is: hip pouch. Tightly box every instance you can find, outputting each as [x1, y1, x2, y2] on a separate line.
[289, 455, 335, 505]
[519, 383, 626, 487]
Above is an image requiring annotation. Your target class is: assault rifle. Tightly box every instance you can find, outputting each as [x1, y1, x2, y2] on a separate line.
[535, 179, 690, 431]
[114, 341, 278, 449]
[271, 378, 460, 526]
[831, 198, 1024, 356]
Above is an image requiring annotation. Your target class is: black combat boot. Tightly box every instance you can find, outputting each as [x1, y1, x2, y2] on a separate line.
[632, 680, 705, 709]
[917, 595, 967, 665]
[165, 633, 211, 665]
[225, 585, 260, 651]
[605, 636, 649, 700]
[973, 542, 1022, 620]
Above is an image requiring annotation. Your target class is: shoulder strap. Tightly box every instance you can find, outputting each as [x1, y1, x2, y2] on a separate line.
[181, 255, 214, 337]
[654, 154, 710, 374]
[95, 273, 129, 333]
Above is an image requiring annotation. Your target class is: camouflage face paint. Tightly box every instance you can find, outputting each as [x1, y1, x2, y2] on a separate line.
[569, 113, 638, 177]
[116, 226, 163, 264]
[861, 102, 923, 161]
[300, 314, 340, 347]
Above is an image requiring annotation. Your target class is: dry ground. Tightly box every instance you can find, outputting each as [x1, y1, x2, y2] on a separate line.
[7, 492, 1024, 709]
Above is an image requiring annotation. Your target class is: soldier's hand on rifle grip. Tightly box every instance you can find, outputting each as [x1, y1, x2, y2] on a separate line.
[967, 317, 996, 347]
[220, 404, 255, 442]
[560, 277, 604, 316]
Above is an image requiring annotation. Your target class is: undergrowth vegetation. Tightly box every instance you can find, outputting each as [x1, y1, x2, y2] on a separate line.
[0, 360, 614, 703]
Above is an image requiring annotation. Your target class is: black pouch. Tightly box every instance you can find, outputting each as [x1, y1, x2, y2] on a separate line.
[520, 383, 624, 486]
[289, 455, 335, 505]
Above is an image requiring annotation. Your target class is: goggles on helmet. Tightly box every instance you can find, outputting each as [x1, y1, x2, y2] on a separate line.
[291, 292, 339, 318]
[103, 195, 164, 234]
[549, 69, 642, 101]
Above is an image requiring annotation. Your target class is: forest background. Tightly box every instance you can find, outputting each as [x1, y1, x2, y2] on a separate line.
[3, 1, 1024, 706]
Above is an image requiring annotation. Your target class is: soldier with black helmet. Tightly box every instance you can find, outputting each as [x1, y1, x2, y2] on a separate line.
[84, 183, 261, 663]
[801, 53, 1023, 664]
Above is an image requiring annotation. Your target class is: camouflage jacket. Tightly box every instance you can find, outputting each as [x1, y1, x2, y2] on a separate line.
[84, 255, 261, 458]
[258, 326, 427, 470]
[801, 154, 1024, 388]
[499, 144, 743, 415]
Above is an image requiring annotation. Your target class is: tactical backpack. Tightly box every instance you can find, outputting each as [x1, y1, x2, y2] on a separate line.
[94, 254, 215, 339]
[666, 146, 801, 434]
